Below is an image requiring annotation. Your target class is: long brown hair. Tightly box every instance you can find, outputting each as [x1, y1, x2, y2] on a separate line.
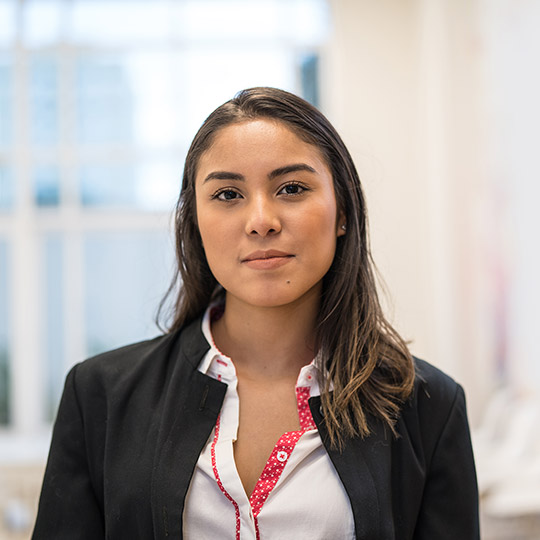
[162, 87, 414, 447]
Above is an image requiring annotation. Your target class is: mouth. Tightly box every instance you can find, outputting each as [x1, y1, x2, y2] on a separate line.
[241, 250, 295, 269]
[242, 250, 294, 262]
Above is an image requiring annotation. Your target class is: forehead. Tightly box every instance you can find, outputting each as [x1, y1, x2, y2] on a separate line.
[197, 119, 329, 174]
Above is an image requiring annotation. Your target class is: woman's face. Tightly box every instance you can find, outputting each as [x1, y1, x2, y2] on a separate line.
[195, 118, 345, 310]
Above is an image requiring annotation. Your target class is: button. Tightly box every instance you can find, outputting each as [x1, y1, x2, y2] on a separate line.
[277, 450, 288, 462]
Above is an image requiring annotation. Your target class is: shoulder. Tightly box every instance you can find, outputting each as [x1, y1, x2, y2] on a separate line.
[412, 357, 462, 409]
[397, 357, 468, 461]
[394, 359, 479, 536]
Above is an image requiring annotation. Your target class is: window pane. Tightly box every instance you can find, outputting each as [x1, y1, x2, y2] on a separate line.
[23, 0, 63, 47]
[84, 231, 173, 356]
[0, 60, 13, 147]
[43, 233, 64, 421]
[125, 52, 186, 148]
[79, 164, 137, 208]
[288, 0, 330, 45]
[0, 165, 13, 210]
[182, 47, 294, 136]
[178, 0, 284, 41]
[300, 53, 319, 108]
[0, 240, 10, 425]
[68, 0, 329, 46]
[79, 161, 179, 211]
[70, 0, 173, 45]
[76, 56, 134, 144]
[0, 3, 16, 46]
[30, 56, 59, 144]
[76, 53, 185, 148]
[34, 165, 60, 207]
[135, 161, 181, 211]
[174, 0, 328, 45]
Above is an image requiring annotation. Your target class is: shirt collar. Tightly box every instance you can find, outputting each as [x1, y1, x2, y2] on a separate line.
[198, 304, 325, 396]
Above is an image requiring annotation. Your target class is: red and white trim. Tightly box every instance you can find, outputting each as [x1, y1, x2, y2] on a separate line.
[211, 384, 318, 539]
[183, 305, 355, 540]
[211, 414, 241, 540]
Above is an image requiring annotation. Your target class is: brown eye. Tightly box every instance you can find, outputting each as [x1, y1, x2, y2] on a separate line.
[278, 182, 307, 196]
[215, 189, 242, 201]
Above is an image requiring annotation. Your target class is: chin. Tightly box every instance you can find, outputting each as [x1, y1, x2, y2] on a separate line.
[240, 294, 298, 309]
[228, 282, 320, 310]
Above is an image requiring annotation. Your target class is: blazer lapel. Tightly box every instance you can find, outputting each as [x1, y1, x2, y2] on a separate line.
[310, 397, 395, 540]
[149, 318, 396, 539]
[151, 319, 227, 539]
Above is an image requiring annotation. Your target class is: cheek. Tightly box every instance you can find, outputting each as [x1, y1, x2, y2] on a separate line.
[292, 200, 339, 240]
[198, 221, 222, 259]
[196, 205, 236, 267]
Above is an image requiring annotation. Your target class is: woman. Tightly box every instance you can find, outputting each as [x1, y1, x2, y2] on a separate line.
[33, 87, 479, 539]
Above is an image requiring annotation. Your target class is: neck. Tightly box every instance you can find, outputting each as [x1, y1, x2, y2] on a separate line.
[212, 288, 320, 381]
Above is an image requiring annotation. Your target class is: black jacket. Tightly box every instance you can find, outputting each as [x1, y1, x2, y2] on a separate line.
[33, 316, 480, 539]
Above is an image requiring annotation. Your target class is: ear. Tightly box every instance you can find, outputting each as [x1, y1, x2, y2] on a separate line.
[336, 211, 346, 237]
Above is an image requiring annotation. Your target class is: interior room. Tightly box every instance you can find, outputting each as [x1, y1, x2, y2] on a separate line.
[1, 0, 539, 538]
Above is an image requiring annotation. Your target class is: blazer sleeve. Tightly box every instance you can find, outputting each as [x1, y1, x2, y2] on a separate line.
[414, 384, 480, 540]
[32, 364, 105, 539]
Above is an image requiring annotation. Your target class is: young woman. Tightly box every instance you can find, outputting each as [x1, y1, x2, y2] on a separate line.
[33, 87, 479, 539]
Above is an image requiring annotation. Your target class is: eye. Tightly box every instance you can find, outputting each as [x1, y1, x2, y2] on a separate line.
[278, 182, 308, 196]
[213, 189, 243, 201]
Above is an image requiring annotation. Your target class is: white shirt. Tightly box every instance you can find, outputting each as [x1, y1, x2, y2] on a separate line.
[183, 307, 355, 540]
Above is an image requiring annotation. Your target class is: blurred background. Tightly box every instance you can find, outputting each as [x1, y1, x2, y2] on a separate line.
[0, 0, 539, 538]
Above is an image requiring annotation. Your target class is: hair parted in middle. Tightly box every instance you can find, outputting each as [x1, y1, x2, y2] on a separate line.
[162, 87, 415, 448]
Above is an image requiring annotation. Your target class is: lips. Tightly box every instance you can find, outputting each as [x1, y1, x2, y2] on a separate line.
[241, 250, 294, 262]
[241, 250, 295, 270]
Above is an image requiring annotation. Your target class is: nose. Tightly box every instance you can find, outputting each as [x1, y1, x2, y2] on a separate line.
[244, 195, 281, 237]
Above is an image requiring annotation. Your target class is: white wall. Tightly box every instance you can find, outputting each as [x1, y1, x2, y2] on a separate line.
[481, 0, 540, 394]
[321, 0, 500, 422]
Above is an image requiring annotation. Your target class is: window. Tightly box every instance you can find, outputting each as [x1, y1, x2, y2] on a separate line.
[0, 0, 328, 450]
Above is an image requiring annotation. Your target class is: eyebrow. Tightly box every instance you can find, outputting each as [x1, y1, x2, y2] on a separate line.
[202, 163, 317, 184]
[202, 171, 244, 183]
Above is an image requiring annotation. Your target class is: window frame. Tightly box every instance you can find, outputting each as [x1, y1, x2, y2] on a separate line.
[0, 0, 326, 461]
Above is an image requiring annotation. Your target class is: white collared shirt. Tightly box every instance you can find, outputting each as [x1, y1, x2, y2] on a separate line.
[183, 307, 355, 540]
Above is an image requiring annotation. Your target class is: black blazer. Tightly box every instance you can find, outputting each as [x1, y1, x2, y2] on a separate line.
[33, 317, 480, 539]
